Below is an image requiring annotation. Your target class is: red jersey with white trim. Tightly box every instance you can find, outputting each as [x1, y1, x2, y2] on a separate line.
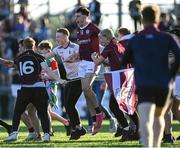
[77, 22, 100, 61]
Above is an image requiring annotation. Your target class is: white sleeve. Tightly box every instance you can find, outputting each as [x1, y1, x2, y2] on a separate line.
[75, 44, 79, 54]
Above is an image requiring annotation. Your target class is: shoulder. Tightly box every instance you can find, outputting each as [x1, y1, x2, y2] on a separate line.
[53, 46, 61, 51]
[69, 42, 79, 48]
[103, 44, 111, 52]
[52, 46, 58, 51]
[89, 23, 100, 32]
[33, 52, 45, 61]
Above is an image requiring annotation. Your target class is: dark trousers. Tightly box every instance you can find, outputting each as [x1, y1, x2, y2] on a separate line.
[109, 94, 139, 130]
[12, 87, 50, 133]
[63, 79, 82, 129]
[109, 94, 129, 128]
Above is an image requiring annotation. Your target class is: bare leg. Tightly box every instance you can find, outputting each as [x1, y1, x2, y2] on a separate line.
[26, 103, 40, 134]
[21, 112, 33, 129]
[164, 102, 173, 135]
[138, 102, 155, 147]
[153, 98, 171, 147]
[81, 73, 99, 116]
[48, 105, 69, 126]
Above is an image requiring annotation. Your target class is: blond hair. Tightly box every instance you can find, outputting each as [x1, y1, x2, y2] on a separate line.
[100, 29, 115, 40]
[38, 40, 53, 50]
[56, 28, 70, 37]
[23, 37, 35, 49]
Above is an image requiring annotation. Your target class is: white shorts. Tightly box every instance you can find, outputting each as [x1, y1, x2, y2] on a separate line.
[173, 76, 180, 100]
[78, 60, 100, 78]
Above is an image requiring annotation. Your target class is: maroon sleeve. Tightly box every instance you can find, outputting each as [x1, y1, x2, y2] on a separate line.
[91, 35, 100, 54]
[91, 24, 100, 54]
[101, 46, 110, 59]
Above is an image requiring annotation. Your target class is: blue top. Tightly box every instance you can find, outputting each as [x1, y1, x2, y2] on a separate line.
[122, 26, 180, 89]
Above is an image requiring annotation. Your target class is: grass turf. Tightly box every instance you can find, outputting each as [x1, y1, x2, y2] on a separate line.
[0, 120, 179, 147]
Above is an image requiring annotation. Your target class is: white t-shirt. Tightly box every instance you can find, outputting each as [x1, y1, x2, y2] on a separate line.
[53, 42, 80, 80]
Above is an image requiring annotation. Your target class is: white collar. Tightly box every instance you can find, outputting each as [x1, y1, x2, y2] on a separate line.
[79, 21, 90, 30]
[119, 34, 135, 41]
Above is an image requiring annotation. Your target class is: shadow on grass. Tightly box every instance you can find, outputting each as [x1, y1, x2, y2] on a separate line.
[2, 139, 140, 147]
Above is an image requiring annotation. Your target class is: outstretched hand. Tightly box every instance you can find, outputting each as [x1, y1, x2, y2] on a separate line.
[58, 79, 68, 87]
[0, 58, 14, 67]
[91, 52, 98, 60]
[64, 53, 80, 63]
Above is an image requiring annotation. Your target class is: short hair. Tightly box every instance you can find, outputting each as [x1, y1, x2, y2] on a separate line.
[118, 28, 131, 35]
[100, 29, 114, 40]
[76, 6, 90, 16]
[56, 28, 70, 37]
[38, 40, 53, 50]
[18, 39, 24, 45]
[23, 37, 35, 49]
[141, 5, 160, 24]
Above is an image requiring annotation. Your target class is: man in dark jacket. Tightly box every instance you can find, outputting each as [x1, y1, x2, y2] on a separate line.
[89, 0, 101, 26]
[122, 5, 180, 147]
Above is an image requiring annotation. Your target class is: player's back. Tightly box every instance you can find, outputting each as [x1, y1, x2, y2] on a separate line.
[128, 26, 180, 88]
[14, 50, 45, 85]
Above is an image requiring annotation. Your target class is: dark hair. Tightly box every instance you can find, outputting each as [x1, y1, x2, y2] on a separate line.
[160, 12, 167, 18]
[18, 39, 24, 45]
[118, 28, 131, 35]
[141, 5, 160, 23]
[76, 6, 90, 16]
[56, 28, 70, 37]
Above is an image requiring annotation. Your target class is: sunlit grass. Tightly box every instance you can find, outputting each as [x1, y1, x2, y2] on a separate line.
[0, 120, 179, 147]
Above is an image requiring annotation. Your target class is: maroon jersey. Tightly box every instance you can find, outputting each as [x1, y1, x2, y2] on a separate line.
[77, 22, 100, 61]
[101, 39, 125, 71]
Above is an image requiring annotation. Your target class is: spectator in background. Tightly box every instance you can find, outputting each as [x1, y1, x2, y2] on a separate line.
[64, 16, 77, 43]
[158, 13, 171, 32]
[64, 0, 83, 43]
[13, 14, 26, 39]
[1, 18, 19, 58]
[129, 0, 141, 31]
[89, 0, 101, 26]
[18, 4, 29, 23]
[36, 18, 50, 43]
[0, 0, 10, 21]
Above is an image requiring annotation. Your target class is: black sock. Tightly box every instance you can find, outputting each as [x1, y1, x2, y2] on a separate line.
[95, 107, 101, 114]
[28, 127, 34, 133]
[92, 116, 96, 122]
[0, 119, 11, 130]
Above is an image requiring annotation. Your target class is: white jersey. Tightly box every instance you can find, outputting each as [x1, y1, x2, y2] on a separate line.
[53, 42, 80, 80]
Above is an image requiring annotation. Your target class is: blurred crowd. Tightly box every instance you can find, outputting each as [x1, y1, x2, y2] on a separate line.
[0, 2, 51, 118]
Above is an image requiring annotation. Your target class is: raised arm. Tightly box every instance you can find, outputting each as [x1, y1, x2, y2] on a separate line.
[91, 52, 105, 66]
[0, 57, 15, 67]
[63, 53, 80, 63]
